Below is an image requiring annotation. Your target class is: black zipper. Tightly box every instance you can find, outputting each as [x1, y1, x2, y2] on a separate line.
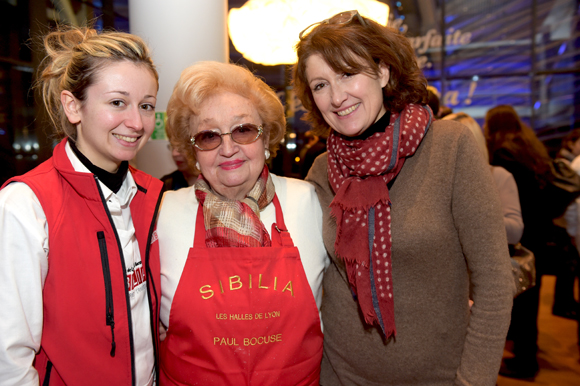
[97, 231, 116, 357]
[42, 360, 52, 386]
[94, 175, 136, 385]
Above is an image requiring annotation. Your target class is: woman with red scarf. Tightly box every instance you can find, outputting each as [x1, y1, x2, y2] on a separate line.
[156, 61, 328, 385]
[293, 11, 514, 386]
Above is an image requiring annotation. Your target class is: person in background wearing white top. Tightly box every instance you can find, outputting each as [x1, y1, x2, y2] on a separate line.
[156, 61, 329, 385]
[0, 26, 163, 386]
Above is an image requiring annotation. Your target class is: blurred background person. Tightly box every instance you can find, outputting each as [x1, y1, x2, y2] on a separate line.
[437, 105, 453, 119]
[426, 85, 440, 119]
[299, 130, 326, 179]
[426, 85, 453, 119]
[555, 129, 580, 319]
[485, 104, 554, 379]
[156, 61, 328, 385]
[294, 10, 514, 386]
[160, 142, 198, 192]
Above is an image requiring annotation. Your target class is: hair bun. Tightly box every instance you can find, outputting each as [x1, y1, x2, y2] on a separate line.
[35, 26, 157, 140]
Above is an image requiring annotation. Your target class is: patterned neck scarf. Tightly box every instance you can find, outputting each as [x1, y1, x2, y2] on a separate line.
[195, 165, 275, 248]
[327, 104, 432, 339]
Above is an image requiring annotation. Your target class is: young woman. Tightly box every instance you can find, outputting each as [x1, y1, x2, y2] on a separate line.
[0, 27, 163, 385]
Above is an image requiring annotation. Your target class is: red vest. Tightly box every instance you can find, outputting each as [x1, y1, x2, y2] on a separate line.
[3, 139, 163, 385]
[159, 197, 323, 385]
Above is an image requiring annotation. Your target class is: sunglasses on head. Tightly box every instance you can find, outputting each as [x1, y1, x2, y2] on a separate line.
[190, 123, 264, 151]
[299, 10, 367, 40]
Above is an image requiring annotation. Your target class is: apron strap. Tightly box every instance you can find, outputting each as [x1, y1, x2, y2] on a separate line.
[194, 204, 206, 248]
[271, 195, 295, 248]
[193, 194, 295, 248]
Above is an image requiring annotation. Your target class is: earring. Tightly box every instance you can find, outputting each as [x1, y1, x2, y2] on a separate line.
[265, 149, 270, 159]
[195, 162, 201, 170]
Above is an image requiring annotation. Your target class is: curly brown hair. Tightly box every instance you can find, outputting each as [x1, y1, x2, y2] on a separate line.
[292, 13, 428, 135]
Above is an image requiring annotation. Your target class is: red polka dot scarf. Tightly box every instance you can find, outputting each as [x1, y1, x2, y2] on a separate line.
[327, 104, 432, 339]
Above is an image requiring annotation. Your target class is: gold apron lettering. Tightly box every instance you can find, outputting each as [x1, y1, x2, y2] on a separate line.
[230, 275, 242, 291]
[243, 334, 282, 346]
[258, 274, 268, 289]
[229, 313, 253, 321]
[264, 310, 281, 319]
[200, 285, 214, 300]
[213, 337, 239, 346]
[281, 281, 294, 297]
[199, 274, 295, 300]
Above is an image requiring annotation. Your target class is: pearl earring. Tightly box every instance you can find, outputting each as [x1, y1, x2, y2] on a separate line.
[195, 162, 200, 170]
[265, 149, 270, 159]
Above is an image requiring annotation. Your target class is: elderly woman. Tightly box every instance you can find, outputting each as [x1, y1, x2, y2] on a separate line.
[293, 11, 514, 385]
[156, 61, 328, 385]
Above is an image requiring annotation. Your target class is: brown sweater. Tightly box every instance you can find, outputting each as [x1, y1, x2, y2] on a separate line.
[306, 120, 514, 386]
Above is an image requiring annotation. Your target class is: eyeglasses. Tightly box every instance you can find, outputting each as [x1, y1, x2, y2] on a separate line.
[299, 10, 367, 40]
[190, 123, 264, 151]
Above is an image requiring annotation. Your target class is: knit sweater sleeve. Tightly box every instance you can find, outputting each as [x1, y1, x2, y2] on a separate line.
[306, 127, 514, 386]
[451, 130, 515, 385]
